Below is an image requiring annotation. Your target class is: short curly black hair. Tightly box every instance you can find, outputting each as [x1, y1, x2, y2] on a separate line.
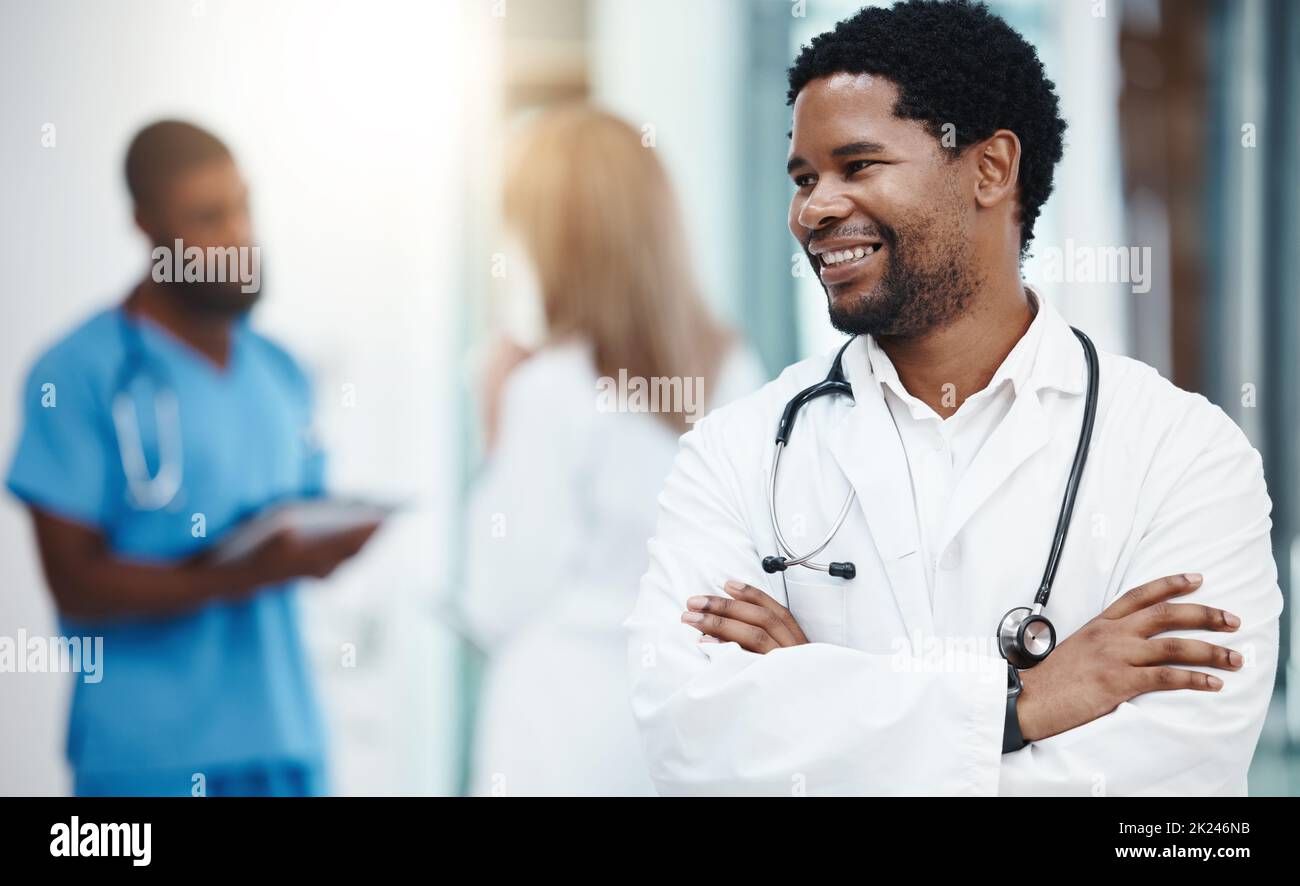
[126, 120, 232, 209]
[787, 0, 1066, 254]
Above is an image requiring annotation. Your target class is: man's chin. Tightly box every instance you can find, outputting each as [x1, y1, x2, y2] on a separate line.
[826, 284, 899, 337]
[167, 281, 262, 316]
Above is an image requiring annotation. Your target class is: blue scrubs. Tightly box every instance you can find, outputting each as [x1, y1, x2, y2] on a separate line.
[6, 306, 329, 796]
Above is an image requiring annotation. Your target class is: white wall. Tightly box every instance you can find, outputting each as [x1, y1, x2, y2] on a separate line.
[589, 0, 746, 323]
[0, 0, 476, 795]
[1025, 0, 1131, 355]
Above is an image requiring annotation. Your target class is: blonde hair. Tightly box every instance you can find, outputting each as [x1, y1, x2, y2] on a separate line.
[503, 104, 732, 429]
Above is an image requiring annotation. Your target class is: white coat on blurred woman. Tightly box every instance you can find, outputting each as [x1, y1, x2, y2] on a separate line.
[462, 106, 764, 796]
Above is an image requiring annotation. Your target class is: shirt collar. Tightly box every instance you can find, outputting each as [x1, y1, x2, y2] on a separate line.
[858, 285, 1086, 417]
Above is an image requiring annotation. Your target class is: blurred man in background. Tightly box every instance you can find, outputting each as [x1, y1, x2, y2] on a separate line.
[6, 121, 376, 796]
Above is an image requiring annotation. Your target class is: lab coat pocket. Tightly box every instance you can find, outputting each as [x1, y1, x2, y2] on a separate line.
[783, 578, 848, 647]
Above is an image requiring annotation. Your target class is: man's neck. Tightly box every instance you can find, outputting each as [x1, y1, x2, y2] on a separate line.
[876, 281, 1035, 419]
[125, 278, 233, 369]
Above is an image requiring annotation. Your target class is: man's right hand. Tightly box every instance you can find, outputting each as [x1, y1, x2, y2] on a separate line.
[1015, 573, 1243, 743]
[240, 523, 381, 587]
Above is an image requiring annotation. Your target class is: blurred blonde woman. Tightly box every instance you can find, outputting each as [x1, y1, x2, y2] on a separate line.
[463, 105, 763, 796]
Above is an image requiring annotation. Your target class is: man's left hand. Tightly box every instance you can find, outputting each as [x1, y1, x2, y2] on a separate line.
[681, 580, 808, 653]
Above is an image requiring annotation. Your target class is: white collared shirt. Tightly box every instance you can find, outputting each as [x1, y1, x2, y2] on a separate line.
[864, 290, 1046, 607]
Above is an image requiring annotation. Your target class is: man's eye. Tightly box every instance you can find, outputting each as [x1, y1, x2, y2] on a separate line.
[793, 174, 816, 188]
[847, 160, 879, 174]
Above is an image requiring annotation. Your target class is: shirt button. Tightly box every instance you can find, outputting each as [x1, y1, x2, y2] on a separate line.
[939, 544, 961, 570]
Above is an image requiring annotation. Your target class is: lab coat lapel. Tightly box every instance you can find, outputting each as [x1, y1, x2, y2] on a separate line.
[827, 340, 934, 642]
[935, 295, 1086, 557]
[936, 388, 1049, 559]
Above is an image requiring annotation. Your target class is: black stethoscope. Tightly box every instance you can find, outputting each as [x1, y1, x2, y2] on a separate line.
[761, 326, 1099, 669]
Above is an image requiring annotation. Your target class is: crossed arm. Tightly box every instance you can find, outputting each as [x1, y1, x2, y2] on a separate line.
[626, 410, 1281, 796]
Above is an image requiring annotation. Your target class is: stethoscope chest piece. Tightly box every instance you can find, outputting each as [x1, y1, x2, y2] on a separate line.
[997, 605, 1057, 668]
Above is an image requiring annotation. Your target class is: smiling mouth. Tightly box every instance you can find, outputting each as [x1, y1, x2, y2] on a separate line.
[814, 242, 884, 281]
[817, 244, 881, 267]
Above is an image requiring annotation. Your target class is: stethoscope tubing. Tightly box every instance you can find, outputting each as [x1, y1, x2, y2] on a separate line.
[1033, 327, 1100, 607]
[112, 311, 184, 511]
[768, 440, 858, 570]
[765, 326, 1099, 615]
[765, 337, 857, 573]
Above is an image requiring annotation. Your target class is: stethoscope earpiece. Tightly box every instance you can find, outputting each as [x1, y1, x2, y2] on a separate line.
[828, 562, 856, 580]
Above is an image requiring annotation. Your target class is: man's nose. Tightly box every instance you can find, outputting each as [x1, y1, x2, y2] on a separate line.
[796, 183, 854, 233]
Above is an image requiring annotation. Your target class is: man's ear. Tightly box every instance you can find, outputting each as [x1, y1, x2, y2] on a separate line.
[133, 204, 160, 243]
[972, 129, 1021, 210]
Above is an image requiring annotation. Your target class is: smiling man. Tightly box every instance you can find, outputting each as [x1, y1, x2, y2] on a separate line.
[624, 0, 1281, 796]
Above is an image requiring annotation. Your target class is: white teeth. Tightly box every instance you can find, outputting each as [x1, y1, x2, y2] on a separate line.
[819, 244, 879, 267]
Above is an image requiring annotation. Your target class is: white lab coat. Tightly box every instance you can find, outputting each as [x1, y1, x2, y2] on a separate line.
[464, 339, 764, 796]
[626, 295, 1282, 796]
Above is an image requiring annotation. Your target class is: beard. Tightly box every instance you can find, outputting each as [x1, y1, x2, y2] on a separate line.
[164, 270, 263, 317]
[820, 209, 980, 340]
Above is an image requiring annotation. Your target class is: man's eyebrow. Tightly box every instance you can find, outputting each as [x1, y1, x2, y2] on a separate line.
[831, 141, 887, 157]
[786, 141, 889, 175]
